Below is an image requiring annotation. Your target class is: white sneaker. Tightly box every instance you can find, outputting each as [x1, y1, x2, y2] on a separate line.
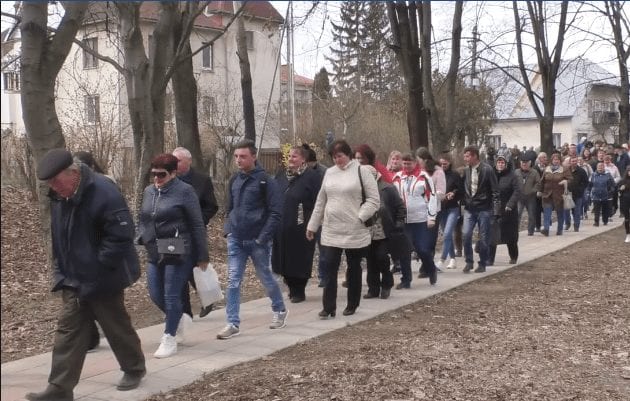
[154, 334, 177, 358]
[216, 324, 240, 339]
[270, 310, 288, 329]
[436, 259, 445, 269]
[447, 258, 457, 269]
[625, 234, 630, 243]
[176, 313, 193, 344]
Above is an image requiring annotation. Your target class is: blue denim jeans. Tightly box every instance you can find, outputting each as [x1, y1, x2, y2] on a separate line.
[543, 205, 565, 234]
[403, 222, 436, 284]
[564, 196, 584, 230]
[226, 237, 285, 327]
[462, 209, 492, 267]
[147, 255, 194, 336]
[439, 207, 460, 260]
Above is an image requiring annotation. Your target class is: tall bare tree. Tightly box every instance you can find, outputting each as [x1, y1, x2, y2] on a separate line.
[603, 0, 629, 142]
[19, 2, 88, 256]
[419, 1, 463, 153]
[512, 1, 571, 153]
[235, 1, 256, 142]
[387, 1, 428, 150]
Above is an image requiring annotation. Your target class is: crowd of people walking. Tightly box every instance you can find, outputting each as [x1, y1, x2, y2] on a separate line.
[26, 137, 629, 400]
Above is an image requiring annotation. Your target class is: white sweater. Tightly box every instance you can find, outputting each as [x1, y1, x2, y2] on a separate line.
[307, 160, 380, 249]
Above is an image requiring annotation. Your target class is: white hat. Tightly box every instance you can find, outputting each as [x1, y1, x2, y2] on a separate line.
[580, 136, 587, 142]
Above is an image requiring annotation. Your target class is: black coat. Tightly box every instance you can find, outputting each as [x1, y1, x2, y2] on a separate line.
[49, 165, 140, 300]
[377, 180, 411, 260]
[567, 166, 589, 199]
[493, 167, 521, 245]
[272, 168, 323, 279]
[178, 168, 218, 225]
[464, 161, 501, 215]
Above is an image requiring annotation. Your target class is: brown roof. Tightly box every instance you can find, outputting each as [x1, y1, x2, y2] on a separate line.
[280, 65, 314, 87]
[140, 2, 283, 30]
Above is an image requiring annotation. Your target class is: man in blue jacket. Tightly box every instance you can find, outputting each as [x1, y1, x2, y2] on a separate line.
[217, 140, 287, 339]
[27, 149, 145, 401]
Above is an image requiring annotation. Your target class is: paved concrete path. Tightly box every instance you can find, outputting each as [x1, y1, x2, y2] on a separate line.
[2, 221, 624, 401]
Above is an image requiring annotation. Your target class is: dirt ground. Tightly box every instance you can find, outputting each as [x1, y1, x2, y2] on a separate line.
[2, 186, 630, 400]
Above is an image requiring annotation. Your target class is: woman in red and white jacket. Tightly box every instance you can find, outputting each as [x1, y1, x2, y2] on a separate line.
[391, 153, 438, 289]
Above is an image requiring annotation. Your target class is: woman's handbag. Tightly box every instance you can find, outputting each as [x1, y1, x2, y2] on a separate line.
[563, 191, 575, 210]
[193, 264, 224, 307]
[156, 229, 186, 255]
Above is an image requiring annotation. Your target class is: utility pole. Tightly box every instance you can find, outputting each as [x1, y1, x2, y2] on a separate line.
[287, 1, 297, 144]
[470, 25, 480, 88]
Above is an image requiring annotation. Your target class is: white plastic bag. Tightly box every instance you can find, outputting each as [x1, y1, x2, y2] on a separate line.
[193, 264, 223, 307]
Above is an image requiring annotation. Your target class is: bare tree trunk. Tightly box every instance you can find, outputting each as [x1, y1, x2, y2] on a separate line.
[172, 5, 206, 172]
[604, 1, 629, 142]
[117, 3, 173, 211]
[513, 1, 569, 154]
[235, 2, 256, 142]
[387, 1, 428, 150]
[20, 2, 88, 262]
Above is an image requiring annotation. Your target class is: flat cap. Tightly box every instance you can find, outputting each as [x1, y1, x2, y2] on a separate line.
[36, 148, 73, 180]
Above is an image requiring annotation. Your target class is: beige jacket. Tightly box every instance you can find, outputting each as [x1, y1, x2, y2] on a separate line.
[307, 160, 380, 249]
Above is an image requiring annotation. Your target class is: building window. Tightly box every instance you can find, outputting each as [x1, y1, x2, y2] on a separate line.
[202, 95, 216, 121]
[82, 38, 98, 69]
[85, 95, 100, 124]
[202, 43, 213, 70]
[3, 71, 20, 92]
[487, 135, 501, 150]
[553, 133, 562, 150]
[245, 31, 254, 50]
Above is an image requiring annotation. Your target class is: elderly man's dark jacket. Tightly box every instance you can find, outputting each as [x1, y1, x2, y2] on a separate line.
[464, 161, 501, 215]
[178, 168, 218, 226]
[49, 164, 140, 299]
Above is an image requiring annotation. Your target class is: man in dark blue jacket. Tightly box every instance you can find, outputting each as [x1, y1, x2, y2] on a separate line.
[217, 140, 287, 339]
[26, 149, 145, 401]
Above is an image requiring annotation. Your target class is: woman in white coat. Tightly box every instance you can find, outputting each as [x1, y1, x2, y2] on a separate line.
[307, 140, 380, 318]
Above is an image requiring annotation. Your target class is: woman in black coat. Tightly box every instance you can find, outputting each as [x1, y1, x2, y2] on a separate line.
[488, 155, 522, 265]
[272, 146, 323, 303]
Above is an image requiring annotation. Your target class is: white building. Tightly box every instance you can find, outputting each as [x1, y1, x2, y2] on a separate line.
[1, 2, 284, 177]
[486, 58, 622, 150]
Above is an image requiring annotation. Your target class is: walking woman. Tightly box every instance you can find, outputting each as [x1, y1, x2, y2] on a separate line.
[306, 140, 380, 318]
[619, 166, 630, 243]
[537, 153, 571, 236]
[272, 146, 323, 303]
[488, 155, 522, 265]
[137, 154, 209, 358]
[437, 153, 464, 269]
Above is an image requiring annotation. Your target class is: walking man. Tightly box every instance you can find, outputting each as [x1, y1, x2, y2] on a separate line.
[172, 147, 218, 319]
[27, 149, 145, 401]
[462, 145, 501, 273]
[218, 140, 288, 339]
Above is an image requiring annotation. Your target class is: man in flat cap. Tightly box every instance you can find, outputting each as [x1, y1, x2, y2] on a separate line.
[26, 149, 146, 401]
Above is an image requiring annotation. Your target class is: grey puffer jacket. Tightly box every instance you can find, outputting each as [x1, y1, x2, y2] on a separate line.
[138, 178, 209, 264]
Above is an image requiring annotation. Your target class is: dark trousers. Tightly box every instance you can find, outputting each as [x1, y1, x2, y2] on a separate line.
[621, 198, 630, 234]
[593, 200, 612, 224]
[283, 276, 308, 299]
[366, 239, 394, 295]
[488, 242, 518, 264]
[535, 197, 543, 230]
[49, 289, 145, 391]
[321, 246, 366, 313]
[181, 276, 196, 317]
[454, 215, 463, 255]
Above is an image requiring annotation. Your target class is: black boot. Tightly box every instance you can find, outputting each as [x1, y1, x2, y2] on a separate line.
[26, 384, 73, 401]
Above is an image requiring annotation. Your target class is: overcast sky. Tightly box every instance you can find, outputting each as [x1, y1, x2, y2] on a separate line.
[2, 1, 624, 79]
[270, 1, 624, 79]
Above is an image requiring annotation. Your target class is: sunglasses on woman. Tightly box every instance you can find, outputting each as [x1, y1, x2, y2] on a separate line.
[151, 171, 168, 179]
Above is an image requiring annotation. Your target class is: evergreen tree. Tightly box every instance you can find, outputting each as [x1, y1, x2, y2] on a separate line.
[327, 1, 367, 94]
[312, 67, 333, 141]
